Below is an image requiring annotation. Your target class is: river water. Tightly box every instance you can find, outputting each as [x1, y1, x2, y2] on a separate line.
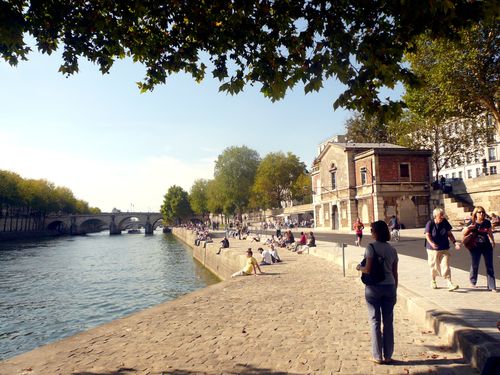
[0, 231, 219, 360]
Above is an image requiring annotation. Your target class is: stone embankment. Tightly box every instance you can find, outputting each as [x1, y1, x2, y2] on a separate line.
[0, 228, 476, 374]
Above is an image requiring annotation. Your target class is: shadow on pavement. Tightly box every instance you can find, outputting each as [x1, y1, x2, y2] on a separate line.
[73, 364, 298, 374]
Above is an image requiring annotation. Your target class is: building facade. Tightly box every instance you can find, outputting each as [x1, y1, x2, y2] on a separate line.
[437, 115, 499, 180]
[311, 138, 432, 230]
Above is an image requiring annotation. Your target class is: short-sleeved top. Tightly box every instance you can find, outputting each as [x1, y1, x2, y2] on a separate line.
[299, 234, 307, 245]
[364, 241, 398, 285]
[261, 250, 273, 264]
[243, 256, 258, 275]
[425, 219, 452, 250]
[466, 219, 492, 246]
[308, 235, 316, 247]
[354, 222, 364, 235]
[388, 217, 398, 228]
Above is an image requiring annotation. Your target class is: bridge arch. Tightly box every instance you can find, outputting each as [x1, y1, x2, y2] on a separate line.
[46, 220, 66, 233]
[117, 216, 146, 232]
[152, 217, 164, 229]
[79, 218, 109, 234]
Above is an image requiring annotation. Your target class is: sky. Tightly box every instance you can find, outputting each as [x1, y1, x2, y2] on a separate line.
[1, 48, 401, 213]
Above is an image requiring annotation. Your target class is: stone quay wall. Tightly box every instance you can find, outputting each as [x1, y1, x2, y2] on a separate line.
[172, 228, 247, 280]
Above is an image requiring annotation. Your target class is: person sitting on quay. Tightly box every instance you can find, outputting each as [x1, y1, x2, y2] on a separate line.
[216, 236, 230, 255]
[264, 235, 275, 246]
[269, 243, 281, 262]
[231, 249, 263, 277]
[292, 231, 307, 251]
[251, 233, 261, 242]
[258, 247, 274, 265]
[296, 231, 316, 254]
[284, 230, 295, 246]
[194, 231, 207, 246]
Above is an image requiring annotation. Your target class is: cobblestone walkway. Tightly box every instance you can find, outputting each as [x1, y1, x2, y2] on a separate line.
[0, 243, 476, 374]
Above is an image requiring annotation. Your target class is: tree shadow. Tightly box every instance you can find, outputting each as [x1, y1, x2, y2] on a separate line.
[73, 364, 296, 375]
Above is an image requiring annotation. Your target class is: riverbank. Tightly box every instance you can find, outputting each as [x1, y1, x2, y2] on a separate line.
[0, 228, 475, 374]
[0, 230, 62, 241]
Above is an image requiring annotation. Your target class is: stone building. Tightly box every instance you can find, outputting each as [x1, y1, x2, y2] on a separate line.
[311, 136, 432, 230]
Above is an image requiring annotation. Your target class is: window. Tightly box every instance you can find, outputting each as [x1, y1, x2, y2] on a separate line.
[490, 166, 497, 175]
[488, 148, 496, 161]
[458, 171, 463, 179]
[399, 163, 410, 178]
[476, 168, 481, 177]
[331, 171, 337, 190]
[467, 170, 472, 179]
[445, 174, 449, 178]
[452, 172, 456, 178]
[360, 167, 367, 185]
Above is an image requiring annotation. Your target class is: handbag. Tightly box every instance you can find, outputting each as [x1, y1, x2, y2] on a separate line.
[360, 244, 386, 285]
[462, 231, 477, 250]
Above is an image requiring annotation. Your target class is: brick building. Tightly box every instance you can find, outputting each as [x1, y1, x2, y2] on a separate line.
[311, 137, 432, 230]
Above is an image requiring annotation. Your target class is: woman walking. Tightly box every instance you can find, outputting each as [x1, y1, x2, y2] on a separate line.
[462, 206, 497, 292]
[353, 217, 365, 247]
[356, 221, 398, 364]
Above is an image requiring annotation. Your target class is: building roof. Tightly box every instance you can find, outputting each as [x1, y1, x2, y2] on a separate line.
[354, 147, 432, 160]
[313, 141, 406, 164]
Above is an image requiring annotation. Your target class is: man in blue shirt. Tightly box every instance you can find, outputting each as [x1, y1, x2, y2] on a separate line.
[425, 208, 461, 291]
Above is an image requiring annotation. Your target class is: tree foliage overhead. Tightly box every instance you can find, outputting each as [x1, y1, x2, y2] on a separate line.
[1, 1, 495, 118]
[213, 146, 260, 216]
[405, 22, 500, 134]
[161, 185, 192, 225]
[251, 152, 308, 209]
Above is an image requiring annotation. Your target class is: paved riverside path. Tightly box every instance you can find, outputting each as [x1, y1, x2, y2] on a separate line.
[303, 227, 500, 343]
[0, 234, 477, 374]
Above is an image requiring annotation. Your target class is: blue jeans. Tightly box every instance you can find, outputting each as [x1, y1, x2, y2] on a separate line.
[469, 244, 496, 290]
[365, 284, 397, 361]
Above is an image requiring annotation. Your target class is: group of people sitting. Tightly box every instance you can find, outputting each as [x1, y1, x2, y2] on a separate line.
[285, 231, 316, 253]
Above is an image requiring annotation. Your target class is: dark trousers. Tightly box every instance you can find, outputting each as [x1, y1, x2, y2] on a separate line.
[469, 244, 496, 290]
[365, 284, 397, 361]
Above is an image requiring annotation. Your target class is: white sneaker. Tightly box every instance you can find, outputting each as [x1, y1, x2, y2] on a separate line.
[448, 283, 459, 291]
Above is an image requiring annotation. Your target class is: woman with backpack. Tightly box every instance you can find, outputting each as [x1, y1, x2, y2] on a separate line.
[356, 220, 399, 365]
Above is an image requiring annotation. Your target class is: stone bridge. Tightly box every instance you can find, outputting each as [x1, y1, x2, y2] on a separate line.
[46, 212, 164, 235]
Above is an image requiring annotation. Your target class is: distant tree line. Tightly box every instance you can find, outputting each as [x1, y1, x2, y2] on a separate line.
[0, 169, 101, 232]
[161, 147, 311, 225]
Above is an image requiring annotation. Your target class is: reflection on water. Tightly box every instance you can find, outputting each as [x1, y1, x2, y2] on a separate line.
[0, 231, 219, 360]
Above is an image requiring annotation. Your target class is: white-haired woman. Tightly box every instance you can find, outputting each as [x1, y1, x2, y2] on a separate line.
[424, 208, 460, 291]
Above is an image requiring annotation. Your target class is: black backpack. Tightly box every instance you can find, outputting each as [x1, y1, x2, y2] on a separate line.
[361, 244, 386, 285]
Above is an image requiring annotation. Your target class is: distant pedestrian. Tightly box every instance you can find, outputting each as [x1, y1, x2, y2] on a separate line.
[462, 206, 496, 292]
[353, 218, 365, 246]
[356, 221, 398, 365]
[425, 208, 460, 291]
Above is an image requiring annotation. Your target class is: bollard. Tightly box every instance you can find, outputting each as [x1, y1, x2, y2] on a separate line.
[338, 242, 347, 277]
